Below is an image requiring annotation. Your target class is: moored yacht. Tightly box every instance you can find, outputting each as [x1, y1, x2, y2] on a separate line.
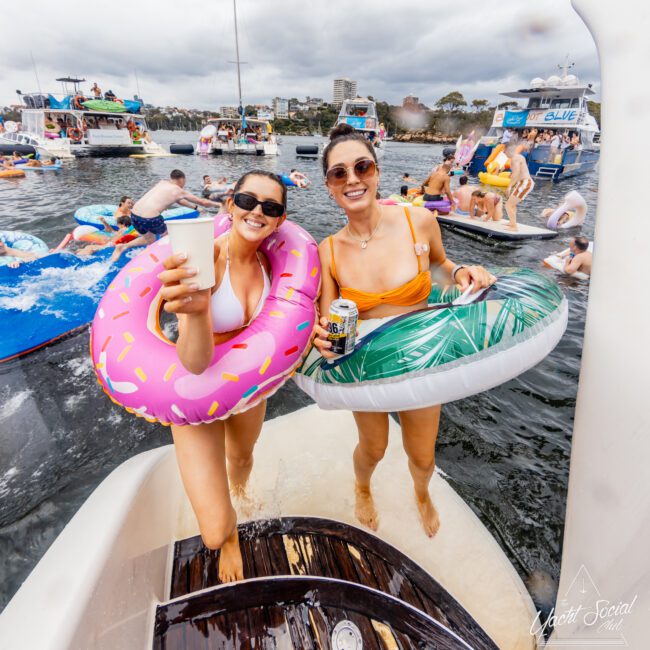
[336, 97, 387, 157]
[197, 117, 279, 156]
[467, 62, 599, 181]
[1, 77, 164, 158]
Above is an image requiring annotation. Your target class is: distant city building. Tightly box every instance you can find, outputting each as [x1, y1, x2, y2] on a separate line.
[257, 109, 274, 121]
[306, 96, 324, 108]
[272, 97, 289, 119]
[402, 94, 419, 108]
[333, 78, 358, 106]
[220, 106, 239, 119]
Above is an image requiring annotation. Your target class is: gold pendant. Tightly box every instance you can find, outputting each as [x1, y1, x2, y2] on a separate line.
[361, 241, 368, 249]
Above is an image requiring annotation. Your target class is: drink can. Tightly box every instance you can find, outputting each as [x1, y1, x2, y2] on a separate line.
[327, 299, 358, 355]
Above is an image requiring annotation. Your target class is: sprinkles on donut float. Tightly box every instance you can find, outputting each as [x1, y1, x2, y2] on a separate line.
[91, 214, 320, 426]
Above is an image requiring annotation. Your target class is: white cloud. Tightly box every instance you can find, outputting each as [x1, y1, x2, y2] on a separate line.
[0, 0, 599, 110]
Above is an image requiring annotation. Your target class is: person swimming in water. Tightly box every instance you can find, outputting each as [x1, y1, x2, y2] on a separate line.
[557, 236, 592, 276]
[158, 170, 287, 583]
[76, 215, 134, 257]
[312, 123, 495, 537]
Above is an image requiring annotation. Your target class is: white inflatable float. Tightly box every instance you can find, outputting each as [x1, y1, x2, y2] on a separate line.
[545, 190, 588, 229]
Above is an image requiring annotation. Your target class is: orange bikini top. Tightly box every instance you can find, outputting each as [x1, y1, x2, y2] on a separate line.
[329, 207, 431, 313]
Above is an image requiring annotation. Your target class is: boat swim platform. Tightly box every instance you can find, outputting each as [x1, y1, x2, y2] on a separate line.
[162, 516, 496, 648]
[156, 516, 495, 649]
[438, 212, 558, 241]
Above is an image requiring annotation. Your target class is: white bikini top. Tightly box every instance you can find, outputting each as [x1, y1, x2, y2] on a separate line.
[211, 237, 271, 334]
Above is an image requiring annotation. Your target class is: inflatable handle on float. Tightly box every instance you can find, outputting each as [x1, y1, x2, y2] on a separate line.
[51, 233, 73, 252]
[91, 215, 321, 426]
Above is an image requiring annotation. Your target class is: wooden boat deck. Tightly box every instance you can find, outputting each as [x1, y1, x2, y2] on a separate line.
[155, 576, 474, 649]
[164, 517, 496, 648]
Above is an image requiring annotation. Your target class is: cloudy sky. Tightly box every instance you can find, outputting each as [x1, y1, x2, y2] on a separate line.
[0, 0, 599, 110]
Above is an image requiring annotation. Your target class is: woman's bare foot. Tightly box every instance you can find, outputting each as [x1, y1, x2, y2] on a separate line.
[355, 483, 379, 531]
[505, 224, 519, 231]
[218, 527, 244, 583]
[416, 494, 440, 537]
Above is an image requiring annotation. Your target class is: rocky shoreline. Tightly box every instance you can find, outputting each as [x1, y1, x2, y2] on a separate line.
[391, 132, 457, 144]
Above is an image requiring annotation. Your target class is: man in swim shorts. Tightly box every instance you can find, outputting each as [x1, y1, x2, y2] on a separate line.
[559, 236, 592, 276]
[505, 141, 534, 231]
[452, 175, 473, 215]
[421, 159, 454, 205]
[111, 170, 221, 261]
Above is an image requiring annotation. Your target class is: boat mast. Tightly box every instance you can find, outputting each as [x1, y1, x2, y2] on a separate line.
[233, 0, 243, 114]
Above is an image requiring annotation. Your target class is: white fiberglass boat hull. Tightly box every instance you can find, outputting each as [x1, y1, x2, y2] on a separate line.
[0, 406, 538, 650]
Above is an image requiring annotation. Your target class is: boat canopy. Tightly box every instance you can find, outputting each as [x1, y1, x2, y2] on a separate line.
[500, 85, 595, 100]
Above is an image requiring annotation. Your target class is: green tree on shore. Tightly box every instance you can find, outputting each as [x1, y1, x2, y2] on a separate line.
[471, 99, 489, 111]
[436, 91, 467, 111]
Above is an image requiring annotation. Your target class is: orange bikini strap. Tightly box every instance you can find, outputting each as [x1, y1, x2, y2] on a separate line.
[328, 235, 339, 284]
[403, 207, 422, 273]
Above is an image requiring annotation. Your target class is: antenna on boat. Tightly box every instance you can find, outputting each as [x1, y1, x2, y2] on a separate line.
[134, 69, 142, 101]
[558, 54, 575, 79]
[29, 51, 42, 96]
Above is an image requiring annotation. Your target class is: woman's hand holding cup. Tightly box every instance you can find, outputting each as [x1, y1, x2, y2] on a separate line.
[158, 252, 211, 314]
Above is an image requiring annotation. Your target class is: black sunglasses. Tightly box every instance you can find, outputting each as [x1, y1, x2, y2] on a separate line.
[325, 158, 377, 186]
[233, 192, 285, 218]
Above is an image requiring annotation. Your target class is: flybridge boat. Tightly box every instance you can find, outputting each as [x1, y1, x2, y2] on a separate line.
[467, 62, 600, 181]
[336, 97, 387, 157]
[197, 117, 279, 156]
[1, 77, 165, 158]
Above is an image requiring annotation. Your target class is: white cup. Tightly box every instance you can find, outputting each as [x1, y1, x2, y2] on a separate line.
[166, 216, 216, 290]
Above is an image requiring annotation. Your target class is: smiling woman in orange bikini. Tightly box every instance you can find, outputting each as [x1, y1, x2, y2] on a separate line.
[313, 124, 495, 537]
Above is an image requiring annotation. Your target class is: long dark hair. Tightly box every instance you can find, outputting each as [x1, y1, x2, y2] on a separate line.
[322, 123, 378, 175]
[233, 170, 287, 207]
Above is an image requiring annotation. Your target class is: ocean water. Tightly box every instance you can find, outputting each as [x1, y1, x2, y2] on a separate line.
[0, 132, 597, 615]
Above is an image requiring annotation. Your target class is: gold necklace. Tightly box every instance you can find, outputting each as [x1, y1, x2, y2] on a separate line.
[347, 208, 383, 249]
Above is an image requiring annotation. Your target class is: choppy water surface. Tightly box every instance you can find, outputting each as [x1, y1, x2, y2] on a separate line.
[0, 132, 597, 614]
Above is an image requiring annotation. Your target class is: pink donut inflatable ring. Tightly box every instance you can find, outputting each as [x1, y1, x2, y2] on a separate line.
[90, 215, 321, 426]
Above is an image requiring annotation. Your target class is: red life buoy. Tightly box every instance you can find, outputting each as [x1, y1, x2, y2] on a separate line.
[73, 95, 86, 110]
[68, 128, 83, 142]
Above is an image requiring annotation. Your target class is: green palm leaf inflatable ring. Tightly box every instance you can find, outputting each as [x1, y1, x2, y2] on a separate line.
[294, 268, 568, 411]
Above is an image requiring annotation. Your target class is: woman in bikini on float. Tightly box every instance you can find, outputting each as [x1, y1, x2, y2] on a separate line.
[158, 171, 286, 581]
[313, 124, 495, 536]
